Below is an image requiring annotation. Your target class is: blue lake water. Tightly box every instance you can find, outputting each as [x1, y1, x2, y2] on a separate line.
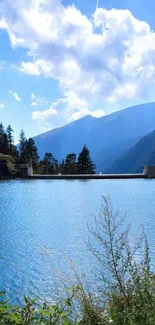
[0, 179, 155, 304]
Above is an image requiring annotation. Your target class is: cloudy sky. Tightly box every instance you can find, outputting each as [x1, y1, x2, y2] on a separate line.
[0, 0, 155, 140]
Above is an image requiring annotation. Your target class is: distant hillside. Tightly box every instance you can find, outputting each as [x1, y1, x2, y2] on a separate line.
[34, 102, 155, 172]
[34, 114, 96, 160]
[107, 130, 155, 174]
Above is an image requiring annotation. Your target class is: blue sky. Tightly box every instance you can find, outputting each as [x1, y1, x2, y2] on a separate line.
[0, 0, 155, 141]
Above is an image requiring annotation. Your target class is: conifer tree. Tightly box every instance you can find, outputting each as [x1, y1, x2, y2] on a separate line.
[25, 138, 39, 169]
[19, 130, 26, 154]
[0, 123, 5, 153]
[6, 125, 14, 152]
[65, 153, 76, 174]
[59, 159, 65, 174]
[19, 130, 27, 163]
[3, 133, 9, 154]
[77, 145, 96, 174]
[40, 152, 58, 174]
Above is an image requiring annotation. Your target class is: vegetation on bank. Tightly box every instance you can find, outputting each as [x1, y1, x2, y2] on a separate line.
[39, 145, 95, 175]
[1, 197, 155, 324]
[0, 122, 96, 177]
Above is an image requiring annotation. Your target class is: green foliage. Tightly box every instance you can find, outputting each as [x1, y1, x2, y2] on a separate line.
[0, 123, 41, 176]
[78, 145, 95, 174]
[58, 159, 65, 174]
[6, 125, 14, 153]
[38, 146, 96, 175]
[40, 152, 58, 175]
[19, 130, 39, 172]
[63, 154, 77, 174]
[58, 146, 95, 175]
[78, 295, 105, 325]
[0, 288, 79, 325]
[87, 196, 155, 324]
[25, 138, 39, 169]
[0, 121, 96, 176]
[0, 123, 18, 157]
[2, 133, 9, 154]
[0, 123, 5, 153]
[0, 123, 19, 177]
[19, 130, 27, 163]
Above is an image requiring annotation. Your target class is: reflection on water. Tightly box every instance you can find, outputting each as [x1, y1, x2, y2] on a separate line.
[0, 179, 155, 304]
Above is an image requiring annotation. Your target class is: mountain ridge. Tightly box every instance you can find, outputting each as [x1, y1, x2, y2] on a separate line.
[107, 130, 155, 174]
[33, 102, 155, 171]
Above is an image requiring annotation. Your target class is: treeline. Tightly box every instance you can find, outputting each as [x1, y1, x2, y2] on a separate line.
[0, 123, 18, 158]
[39, 146, 96, 175]
[0, 123, 96, 175]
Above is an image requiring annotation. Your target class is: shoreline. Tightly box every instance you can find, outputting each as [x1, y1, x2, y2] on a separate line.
[24, 173, 146, 180]
[1, 173, 155, 180]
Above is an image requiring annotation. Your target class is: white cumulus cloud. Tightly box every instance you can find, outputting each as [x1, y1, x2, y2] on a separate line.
[32, 106, 57, 120]
[9, 90, 22, 102]
[1, 0, 155, 128]
[30, 93, 48, 106]
[19, 62, 40, 75]
[32, 96, 105, 129]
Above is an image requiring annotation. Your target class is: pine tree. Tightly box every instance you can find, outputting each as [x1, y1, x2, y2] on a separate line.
[19, 130, 26, 154]
[0, 123, 5, 153]
[19, 130, 27, 163]
[77, 145, 96, 174]
[6, 125, 14, 152]
[43, 153, 54, 174]
[58, 159, 65, 174]
[51, 155, 58, 172]
[41, 152, 58, 174]
[3, 133, 9, 154]
[25, 138, 39, 169]
[65, 153, 76, 174]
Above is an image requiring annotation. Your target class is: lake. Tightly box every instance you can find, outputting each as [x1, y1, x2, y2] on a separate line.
[0, 179, 155, 304]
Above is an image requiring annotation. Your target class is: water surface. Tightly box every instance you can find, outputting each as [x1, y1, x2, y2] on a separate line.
[0, 179, 155, 304]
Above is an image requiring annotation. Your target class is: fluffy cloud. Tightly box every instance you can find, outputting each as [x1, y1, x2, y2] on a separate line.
[32, 98, 66, 129]
[0, 103, 4, 109]
[32, 105, 57, 120]
[19, 60, 53, 76]
[30, 93, 48, 106]
[9, 90, 22, 102]
[1, 1, 155, 128]
[32, 95, 105, 128]
[19, 62, 40, 75]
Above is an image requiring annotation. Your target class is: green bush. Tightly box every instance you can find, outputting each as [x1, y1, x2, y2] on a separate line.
[88, 196, 155, 325]
[0, 291, 77, 325]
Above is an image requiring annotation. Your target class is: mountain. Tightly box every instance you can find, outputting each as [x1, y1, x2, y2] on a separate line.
[34, 114, 96, 160]
[106, 130, 155, 174]
[34, 102, 155, 172]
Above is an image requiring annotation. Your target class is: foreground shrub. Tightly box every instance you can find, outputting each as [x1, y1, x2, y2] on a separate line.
[0, 291, 78, 325]
[88, 196, 155, 325]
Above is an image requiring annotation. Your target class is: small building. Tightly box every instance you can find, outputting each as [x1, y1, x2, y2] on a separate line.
[144, 166, 155, 178]
[20, 163, 33, 178]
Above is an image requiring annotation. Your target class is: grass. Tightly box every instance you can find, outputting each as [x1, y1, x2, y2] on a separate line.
[1, 196, 155, 325]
